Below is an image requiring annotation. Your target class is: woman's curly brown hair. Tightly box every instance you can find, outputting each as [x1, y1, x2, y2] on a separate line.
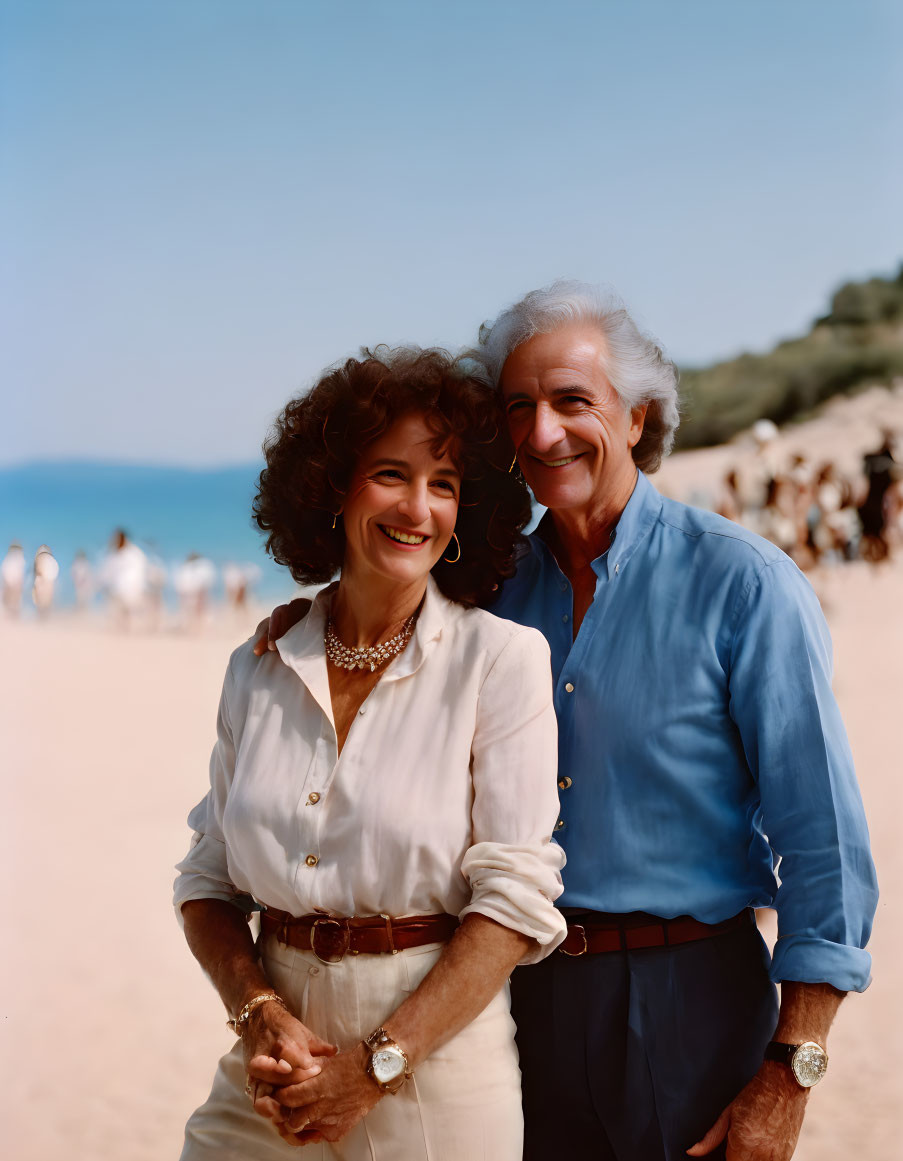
[253, 346, 532, 607]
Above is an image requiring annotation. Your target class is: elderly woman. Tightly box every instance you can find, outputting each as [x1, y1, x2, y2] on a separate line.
[175, 346, 566, 1160]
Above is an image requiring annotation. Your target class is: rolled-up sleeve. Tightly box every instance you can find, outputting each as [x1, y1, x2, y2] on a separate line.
[172, 656, 255, 924]
[729, 558, 878, 991]
[458, 627, 567, 963]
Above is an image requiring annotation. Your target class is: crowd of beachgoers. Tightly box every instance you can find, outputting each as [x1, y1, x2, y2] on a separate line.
[0, 527, 264, 630]
[705, 420, 901, 570]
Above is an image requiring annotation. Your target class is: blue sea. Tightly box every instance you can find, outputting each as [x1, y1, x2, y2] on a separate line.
[0, 460, 300, 607]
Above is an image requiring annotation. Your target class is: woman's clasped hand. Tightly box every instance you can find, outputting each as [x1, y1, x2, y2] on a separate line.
[242, 999, 342, 1145]
[251, 1041, 382, 1146]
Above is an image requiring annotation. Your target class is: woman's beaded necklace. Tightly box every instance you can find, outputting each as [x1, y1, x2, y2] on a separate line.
[325, 611, 417, 672]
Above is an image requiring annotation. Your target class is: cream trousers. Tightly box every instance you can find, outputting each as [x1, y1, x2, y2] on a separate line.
[181, 934, 524, 1161]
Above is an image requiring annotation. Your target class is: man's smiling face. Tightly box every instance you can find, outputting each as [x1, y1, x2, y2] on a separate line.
[500, 323, 646, 518]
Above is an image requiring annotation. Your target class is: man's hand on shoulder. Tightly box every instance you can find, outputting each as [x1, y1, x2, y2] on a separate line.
[252, 597, 312, 656]
[687, 1061, 808, 1161]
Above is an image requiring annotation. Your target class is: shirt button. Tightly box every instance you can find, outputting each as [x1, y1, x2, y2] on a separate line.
[359, 706, 367, 715]
[558, 776, 573, 790]
[614, 563, 620, 575]
[562, 614, 569, 623]
[304, 854, 319, 867]
[565, 682, 574, 693]
[307, 792, 321, 805]
[559, 581, 568, 592]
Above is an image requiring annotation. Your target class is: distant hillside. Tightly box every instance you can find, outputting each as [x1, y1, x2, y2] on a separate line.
[676, 267, 903, 449]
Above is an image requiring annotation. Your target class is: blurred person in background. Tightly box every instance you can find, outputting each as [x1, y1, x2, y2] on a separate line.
[1, 541, 26, 618]
[741, 417, 780, 514]
[31, 545, 59, 618]
[858, 429, 899, 563]
[715, 468, 742, 523]
[99, 528, 149, 630]
[787, 454, 817, 570]
[71, 549, 95, 612]
[145, 548, 170, 632]
[224, 560, 262, 615]
[174, 551, 218, 631]
[885, 455, 903, 554]
[175, 347, 566, 1160]
[811, 463, 859, 565]
[756, 469, 798, 557]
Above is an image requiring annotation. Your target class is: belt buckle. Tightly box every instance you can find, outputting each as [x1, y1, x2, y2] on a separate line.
[311, 917, 350, 963]
[560, 924, 588, 957]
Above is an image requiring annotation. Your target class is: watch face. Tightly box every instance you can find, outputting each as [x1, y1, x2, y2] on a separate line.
[372, 1046, 405, 1084]
[791, 1043, 828, 1087]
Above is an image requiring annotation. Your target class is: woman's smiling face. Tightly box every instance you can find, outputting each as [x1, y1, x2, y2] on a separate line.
[340, 412, 461, 587]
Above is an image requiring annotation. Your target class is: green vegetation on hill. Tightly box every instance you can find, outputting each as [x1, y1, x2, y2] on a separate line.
[675, 267, 903, 449]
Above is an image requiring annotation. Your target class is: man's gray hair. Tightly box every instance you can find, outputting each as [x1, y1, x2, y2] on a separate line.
[472, 280, 680, 473]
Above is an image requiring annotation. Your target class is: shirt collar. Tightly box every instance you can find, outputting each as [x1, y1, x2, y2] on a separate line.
[275, 573, 450, 718]
[597, 470, 662, 579]
[381, 573, 448, 683]
[529, 469, 662, 582]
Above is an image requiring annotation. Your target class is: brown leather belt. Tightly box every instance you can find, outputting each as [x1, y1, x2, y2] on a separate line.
[558, 909, 753, 957]
[259, 908, 459, 963]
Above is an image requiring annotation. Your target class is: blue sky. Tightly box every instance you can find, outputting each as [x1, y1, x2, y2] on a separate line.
[2, 0, 900, 466]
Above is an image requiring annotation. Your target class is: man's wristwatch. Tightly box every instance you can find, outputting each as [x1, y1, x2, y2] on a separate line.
[764, 1040, 829, 1088]
[362, 1027, 413, 1094]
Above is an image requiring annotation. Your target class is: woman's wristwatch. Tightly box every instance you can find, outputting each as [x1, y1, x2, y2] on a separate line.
[764, 1040, 829, 1088]
[362, 1028, 413, 1094]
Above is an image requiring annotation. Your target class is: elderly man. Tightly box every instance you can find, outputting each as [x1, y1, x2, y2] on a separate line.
[470, 282, 876, 1161]
[258, 282, 876, 1160]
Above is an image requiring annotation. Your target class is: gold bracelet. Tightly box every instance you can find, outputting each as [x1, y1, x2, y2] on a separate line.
[227, 992, 286, 1036]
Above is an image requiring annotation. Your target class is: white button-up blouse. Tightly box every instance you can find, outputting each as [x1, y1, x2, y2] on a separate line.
[174, 577, 567, 962]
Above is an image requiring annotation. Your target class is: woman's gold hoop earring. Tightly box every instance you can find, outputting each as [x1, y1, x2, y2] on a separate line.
[331, 510, 342, 530]
[508, 454, 518, 474]
[443, 532, 461, 564]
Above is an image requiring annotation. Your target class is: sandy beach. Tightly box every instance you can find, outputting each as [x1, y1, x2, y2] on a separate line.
[2, 525, 900, 1157]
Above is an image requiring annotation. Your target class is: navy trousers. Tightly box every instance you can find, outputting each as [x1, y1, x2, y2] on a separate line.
[511, 918, 779, 1161]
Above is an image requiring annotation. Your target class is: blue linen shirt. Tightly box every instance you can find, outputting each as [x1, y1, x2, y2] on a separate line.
[491, 470, 877, 992]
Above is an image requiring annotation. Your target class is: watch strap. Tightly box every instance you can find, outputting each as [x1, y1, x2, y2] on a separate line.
[764, 1041, 797, 1066]
[764, 1039, 828, 1088]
